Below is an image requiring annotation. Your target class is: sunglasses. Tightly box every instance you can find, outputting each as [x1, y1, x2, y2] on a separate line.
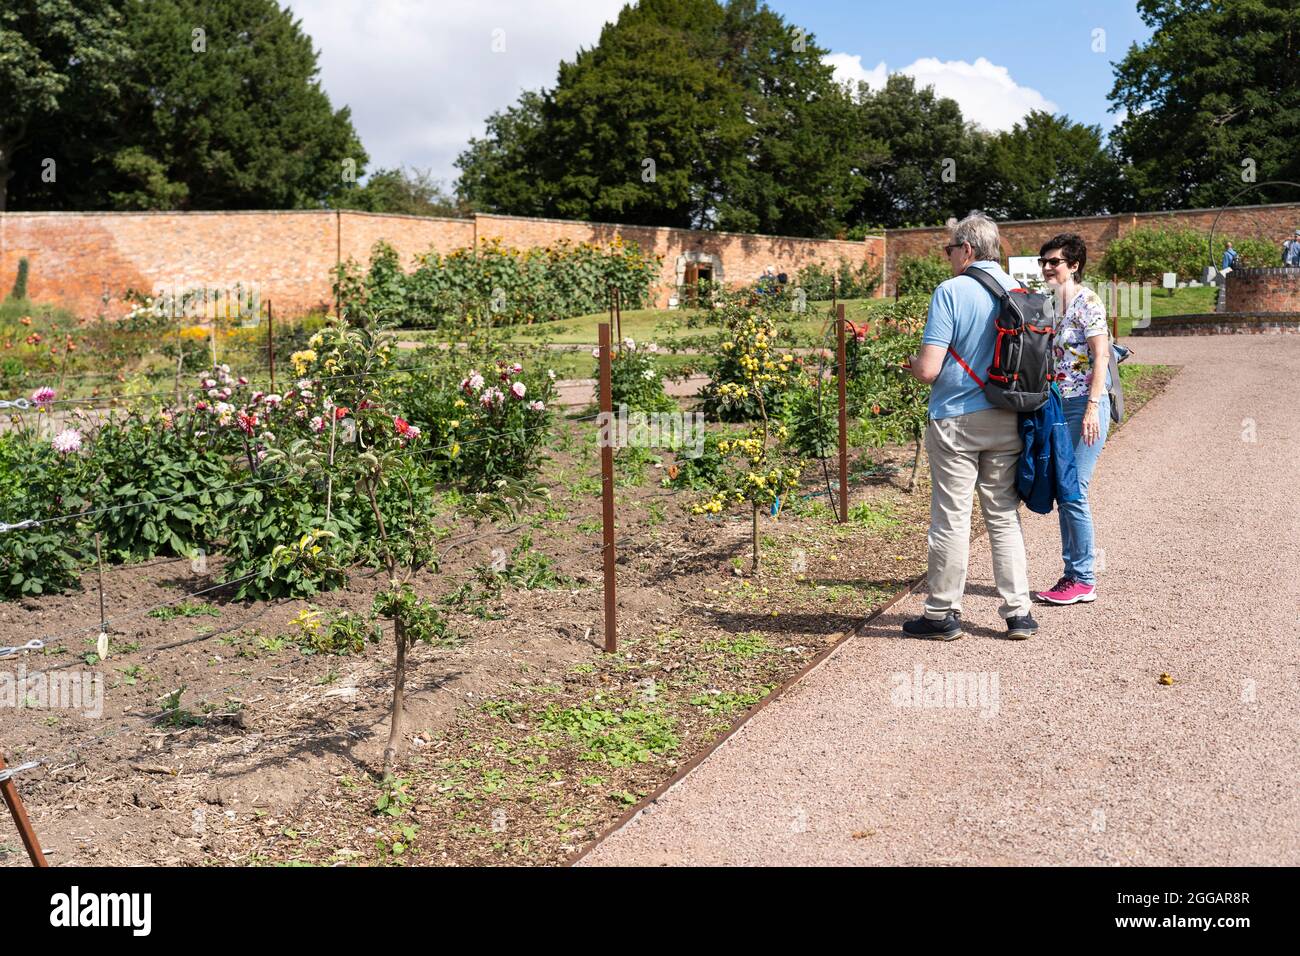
[943, 242, 968, 255]
[1038, 256, 1070, 268]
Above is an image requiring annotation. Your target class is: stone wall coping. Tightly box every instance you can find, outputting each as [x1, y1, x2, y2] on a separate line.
[0, 208, 885, 247]
[0, 209, 473, 225]
[884, 200, 1300, 235]
[1227, 266, 1300, 276]
[472, 211, 884, 244]
[1140, 312, 1300, 323]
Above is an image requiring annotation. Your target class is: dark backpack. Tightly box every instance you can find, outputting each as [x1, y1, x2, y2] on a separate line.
[947, 266, 1057, 414]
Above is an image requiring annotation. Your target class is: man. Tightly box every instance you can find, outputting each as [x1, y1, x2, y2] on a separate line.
[1220, 242, 1238, 273]
[902, 212, 1038, 641]
[1285, 230, 1300, 266]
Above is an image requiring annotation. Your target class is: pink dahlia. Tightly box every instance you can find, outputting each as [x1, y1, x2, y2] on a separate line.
[51, 428, 82, 455]
[31, 386, 56, 406]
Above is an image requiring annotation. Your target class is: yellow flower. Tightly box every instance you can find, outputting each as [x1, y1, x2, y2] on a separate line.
[450, 442, 461, 458]
[449, 420, 460, 429]
[290, 349, 317, 374]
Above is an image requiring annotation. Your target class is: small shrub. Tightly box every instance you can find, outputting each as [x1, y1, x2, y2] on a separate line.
[796, 258, 881, 300]
[7, 258, 29, 301]
[592, 338, 676, 413]
[895, 255, 951, 297]
[1101, 227, 1283, 282]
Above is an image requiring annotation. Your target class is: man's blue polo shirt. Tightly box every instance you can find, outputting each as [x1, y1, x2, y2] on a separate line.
[921, 260, 1018, 420]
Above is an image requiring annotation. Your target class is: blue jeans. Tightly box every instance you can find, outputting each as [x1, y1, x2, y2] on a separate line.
[1057, 394, 1109, 585]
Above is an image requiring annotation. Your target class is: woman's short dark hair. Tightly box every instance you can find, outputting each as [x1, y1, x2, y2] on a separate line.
[1040, 233, 1087, 279]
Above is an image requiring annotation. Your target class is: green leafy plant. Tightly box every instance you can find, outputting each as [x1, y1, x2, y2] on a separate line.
[795, 257, 881, 300]
[846, 296, 930, 492]
[1101, 227, 1282, 282]
[895, 255, 951, 297]
[538, 697, 679, 767]
[592, 337, 677, 414]
[148, 600, 220, 620]
[337, 236, 661, 329]
[690, 295, 806, 570]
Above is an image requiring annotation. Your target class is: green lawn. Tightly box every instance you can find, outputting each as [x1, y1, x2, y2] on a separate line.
[1119, 285, 1217, 336]
[401, 297, 894, 349]
[402, 284, 1217, 346]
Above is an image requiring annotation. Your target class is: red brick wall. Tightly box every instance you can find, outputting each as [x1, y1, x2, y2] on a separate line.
[0, 209, 884, 318]
[475, 214, 884, 308]
[1225, 267, 1300, 313]
[11, 201, 1294, 313]
[882, 202, 1300, 294]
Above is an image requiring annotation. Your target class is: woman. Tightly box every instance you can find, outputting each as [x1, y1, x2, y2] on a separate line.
[1036, 233, 1110, 605]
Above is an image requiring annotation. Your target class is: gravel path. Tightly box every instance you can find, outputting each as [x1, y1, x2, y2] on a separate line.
[582, 334, 1300, 866]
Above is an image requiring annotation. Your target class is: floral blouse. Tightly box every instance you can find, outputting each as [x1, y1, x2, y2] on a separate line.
[1054, 287, 1109, 399]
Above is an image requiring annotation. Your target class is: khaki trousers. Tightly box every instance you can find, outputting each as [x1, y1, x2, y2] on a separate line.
[923, 408, 1031, 620]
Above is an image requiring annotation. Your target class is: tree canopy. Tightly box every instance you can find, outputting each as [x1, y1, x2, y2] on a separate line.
[4, 0, 367, 211]
[1109, 0, 1300, 209]
[7, 0, 1296, 225]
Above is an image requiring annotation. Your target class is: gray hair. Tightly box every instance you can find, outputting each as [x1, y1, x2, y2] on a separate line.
[949, 211, 1002, 261]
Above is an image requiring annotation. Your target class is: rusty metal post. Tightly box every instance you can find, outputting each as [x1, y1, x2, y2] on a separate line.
[836, 303, 849, 523]
[0, 754, 48, 867]
[95, 532, 106, 635]
[598, 322, 617, 654]
[267, 300, 276, 390]
[1111, 274, 1119, 341]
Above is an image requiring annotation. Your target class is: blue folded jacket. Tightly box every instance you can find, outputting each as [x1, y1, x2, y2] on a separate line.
[1017, 386, 1081, 514]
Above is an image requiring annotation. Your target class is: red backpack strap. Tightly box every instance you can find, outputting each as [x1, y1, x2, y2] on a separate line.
[947, 346, 984, 388]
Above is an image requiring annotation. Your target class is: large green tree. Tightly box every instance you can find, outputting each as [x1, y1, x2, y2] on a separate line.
[1109, 0, 1300, 210]
[845, 74, 988, 229]
[455, 90, 551, 219]
[978, 111, 1121, 220]
[457, 0, 861, 236]
[711, 0, 859, 236]
[0, 0, 131, 211]
[7, 0, 367, 210]
[543, 0, 745, 228]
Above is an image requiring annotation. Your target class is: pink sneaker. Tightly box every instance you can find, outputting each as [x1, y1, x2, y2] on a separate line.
[1036, 576, 1096, 605]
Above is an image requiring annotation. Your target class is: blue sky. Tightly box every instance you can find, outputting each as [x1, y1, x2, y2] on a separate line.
[289, 0, 1154, 184]
[782, 0, 1153, 132]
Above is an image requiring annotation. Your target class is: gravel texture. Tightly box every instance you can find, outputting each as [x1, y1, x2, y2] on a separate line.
[582, 335, 1300, 866]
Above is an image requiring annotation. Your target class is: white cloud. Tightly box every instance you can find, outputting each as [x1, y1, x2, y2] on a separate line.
[285, 3, 1062, 187]
[823, 52, 888, 92]
[826, 53, 1057, 132]
[288, 0, 628, 184]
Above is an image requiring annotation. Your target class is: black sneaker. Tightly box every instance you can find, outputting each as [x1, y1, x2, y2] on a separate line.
[1005, 613, 1039, 641]
[903, 612, 963, 641]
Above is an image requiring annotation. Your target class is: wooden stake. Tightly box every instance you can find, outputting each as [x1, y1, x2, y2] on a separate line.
[598, 322, 617, 654]
[95, 532, 106, 633]
[325, 409, 338, 525]
[836, 303, 849, 523]
[1111, 274, 1120, 341]
[173, 321, 184, 408]
[0, 754, 47, 867]
[209, 290, 218, 371]
[267, 300, 276, 390]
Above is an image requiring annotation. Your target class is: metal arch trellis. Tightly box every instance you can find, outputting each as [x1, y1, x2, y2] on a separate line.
[1206, 180, 1300, 272]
